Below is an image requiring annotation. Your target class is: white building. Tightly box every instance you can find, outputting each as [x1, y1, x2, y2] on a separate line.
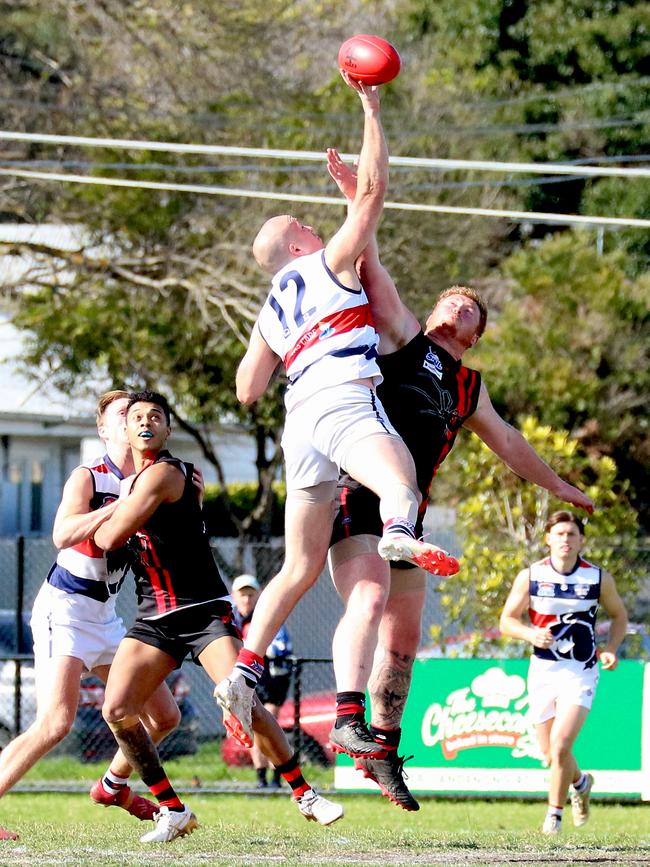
[0, 224, 259, 535]
[0, 323, 260, 535]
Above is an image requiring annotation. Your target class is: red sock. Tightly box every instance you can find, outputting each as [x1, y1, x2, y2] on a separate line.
[370, 724, 401, 751]
[275, 754, 310, 799]
[235, 648, 265, 686]
[148, 776, 184, 811]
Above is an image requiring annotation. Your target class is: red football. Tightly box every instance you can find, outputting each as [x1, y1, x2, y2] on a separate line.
[338, 34, 401, 86]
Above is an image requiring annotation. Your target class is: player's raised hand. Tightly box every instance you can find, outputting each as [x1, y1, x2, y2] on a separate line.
[340, 70, 380, 110]
[556, 480, 595, 515]
[326, 148, 358, 201]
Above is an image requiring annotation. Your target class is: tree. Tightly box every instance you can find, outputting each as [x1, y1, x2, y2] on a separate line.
[1, 0, 647, 543]
[581, 178, 650, 278]
[472, 231, 650, 527]
[432, 415, 641, 650]
[399, 0, 650, 236]
[3, 205, 288, 539]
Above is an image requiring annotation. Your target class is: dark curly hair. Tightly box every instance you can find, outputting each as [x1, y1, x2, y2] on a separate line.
[126, 390, 171, 425]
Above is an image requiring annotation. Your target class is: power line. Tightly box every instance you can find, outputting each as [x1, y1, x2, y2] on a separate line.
[5, 74, 649, 117]
[0, 157, 640, 192]
[0, 131, 649, 178]
[5, 152, 650, 171]
[440, 117, 648, 136]
[0, 96, 647, 136]
[461, 76, 650, 110]
[1, 166, 648, 229]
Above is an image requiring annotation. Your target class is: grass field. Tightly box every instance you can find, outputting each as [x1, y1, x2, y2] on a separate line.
[3, 747, 650, 866]
[3, 789, 650, 865]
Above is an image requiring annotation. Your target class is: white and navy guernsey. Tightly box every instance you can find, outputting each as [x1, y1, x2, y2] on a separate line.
[257, 250, 381, 411]
[529, 556, 601, 669]
[47, 454, 128, 603]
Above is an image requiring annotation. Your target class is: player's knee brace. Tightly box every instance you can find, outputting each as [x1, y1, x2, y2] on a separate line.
[106, 714, 141, 733]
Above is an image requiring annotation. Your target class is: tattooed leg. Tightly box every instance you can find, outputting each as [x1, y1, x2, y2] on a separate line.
[108, 717, 163, 784]
[368, 648, 415, 729]
[102, 639, 181, 808]
[108, 716, 183, 808]
[369, 582, 425, 729]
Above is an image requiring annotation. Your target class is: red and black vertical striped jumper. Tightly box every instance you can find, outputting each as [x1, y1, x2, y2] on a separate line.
[331, 331, 481, 544]
[377, 331, 481, 510]
[126, 451, 229, 620]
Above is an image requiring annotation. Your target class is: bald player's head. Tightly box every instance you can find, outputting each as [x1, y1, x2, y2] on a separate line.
[253, 215, 323, 274]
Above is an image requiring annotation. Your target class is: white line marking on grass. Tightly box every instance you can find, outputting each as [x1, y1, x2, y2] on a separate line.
[3, 848, 650, 866]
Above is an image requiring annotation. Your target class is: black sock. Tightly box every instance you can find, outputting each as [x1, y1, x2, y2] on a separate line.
[335, 691, 366, 727]
[370, 725, 401, 750]
[275, 753, 309, 798]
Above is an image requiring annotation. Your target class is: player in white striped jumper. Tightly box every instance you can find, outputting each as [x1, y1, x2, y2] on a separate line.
[0, 392, 180, 842]
[215, 72, 459, 751]
[500, 510, 628, 835]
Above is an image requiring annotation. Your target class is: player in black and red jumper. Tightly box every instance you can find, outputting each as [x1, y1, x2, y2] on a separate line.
[325, 150, 594, 810]
[95, 391, 343, 844]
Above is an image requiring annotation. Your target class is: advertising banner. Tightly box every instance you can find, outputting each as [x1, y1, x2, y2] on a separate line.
[334, 658, 649, 799]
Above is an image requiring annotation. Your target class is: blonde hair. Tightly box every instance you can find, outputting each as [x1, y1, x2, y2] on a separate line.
[436, 286, 488, 338]
[95, 390, 130, 426]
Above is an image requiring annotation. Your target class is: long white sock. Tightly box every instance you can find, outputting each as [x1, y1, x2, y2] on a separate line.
[102, 768, 129, 794]
[573, 771, 588, 793]
[379, 483, 419, 526]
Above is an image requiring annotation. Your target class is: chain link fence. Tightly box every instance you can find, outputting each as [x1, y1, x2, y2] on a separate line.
[0, 533, 446, 767]
[1, 535, 649, 780]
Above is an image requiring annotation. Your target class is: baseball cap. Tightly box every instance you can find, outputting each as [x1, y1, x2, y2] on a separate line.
[231, 574, 261, 593]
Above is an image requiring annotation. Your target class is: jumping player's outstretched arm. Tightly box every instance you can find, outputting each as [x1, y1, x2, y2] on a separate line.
[94, 463, 184, 550]
[52, 467, 119, 549]
[324, 75, 387, 287]
[236, 321, 282, 405]
[464, 382, 594, 514]
[326, 148, 418, 352]
[356, 238, 419, 352]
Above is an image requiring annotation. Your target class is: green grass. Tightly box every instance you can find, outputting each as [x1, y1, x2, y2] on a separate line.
[6, 748, 650, 865]
[2, 791, 650, 866]
[19, 739, 332, 789]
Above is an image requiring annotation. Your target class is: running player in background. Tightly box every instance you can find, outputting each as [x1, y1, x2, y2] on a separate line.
[500, 511, 627, 835]
[0, 391, 180, 842]
[215, 72, 458, 751]
[95, 391, 343, 845]
[324, 150, 595, 810]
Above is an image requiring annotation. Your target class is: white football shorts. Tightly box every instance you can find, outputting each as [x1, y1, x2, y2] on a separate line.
[281, 381, 400, 491]
[527, 655, 600, 724]
[30, 580, 126, 674]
